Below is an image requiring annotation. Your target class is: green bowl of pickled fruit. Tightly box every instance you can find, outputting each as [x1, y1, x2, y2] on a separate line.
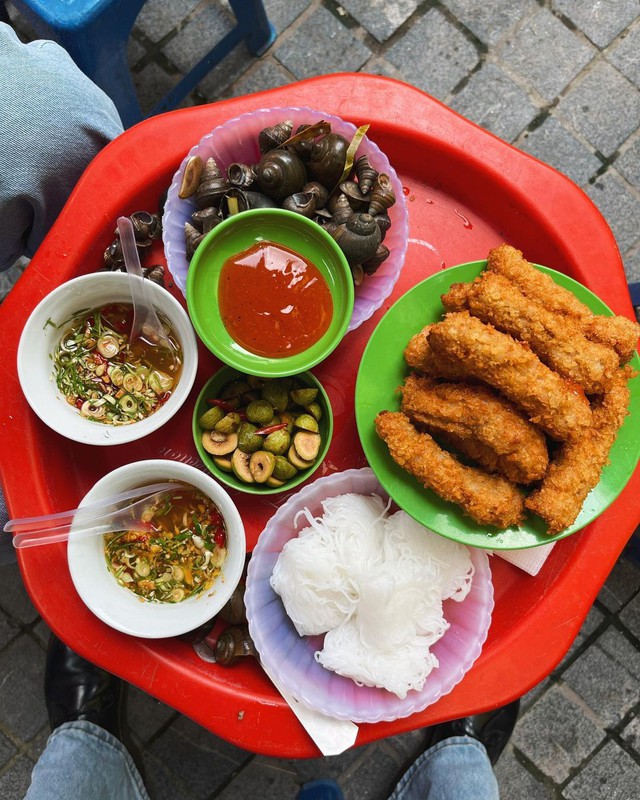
[193, 366, 333, 494]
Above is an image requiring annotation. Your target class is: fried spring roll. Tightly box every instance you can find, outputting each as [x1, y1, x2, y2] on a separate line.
[526, 366, 634, 534]
[487, 244, 640, 363]
[400, 373, 548, 484]
[442, 271, 619, 394]
[427, 312, 592, 441]
[375, 411, 525, 528]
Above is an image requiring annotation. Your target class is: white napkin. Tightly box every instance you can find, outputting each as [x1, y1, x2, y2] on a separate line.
[261, 661, 358, 755]
[494, 542, 556, 576]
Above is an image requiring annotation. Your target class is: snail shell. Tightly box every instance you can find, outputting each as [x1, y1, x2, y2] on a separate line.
[104, 239, 124, 269]
[303, 181, 329, 209]
[373, 211, 392, 241]
[308, 133, 349, 189]
[327, 191, 353, 216]
[255, 148, 306, 202]
[131, 210, 162, 241]
[282, 191, 317, 218]
[178, 155, 204, 199]
[368, 173, 396, 216]
[331, 212, 382, 265]
[340, 180, 370, 210]
[191, 206, 222, 234]
[142, 264, 165, 286]
[227, 162, 257, 190]
[330, 203, 354, 226]
[218, 584, 247, 626]
[214, 626, 257, 666]
[196, 157, 229, 209]
[354, 154, 378, 196]
[351, 263, 365, 286]
[362, 244, 390, 275]
[185, 221, 205, 259]
[291, 124, 315, 161]
[222, 187, 279, 215]
[258, 120, 293, 154]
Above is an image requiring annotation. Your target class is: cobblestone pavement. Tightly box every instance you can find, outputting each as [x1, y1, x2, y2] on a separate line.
[2, 1, 640, 798]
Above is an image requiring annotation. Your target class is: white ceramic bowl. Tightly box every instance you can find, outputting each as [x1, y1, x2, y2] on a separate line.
[163, 106, 409, 332]
[245, 468, 493, 723]
[68, 460, 246, 638]
[17, 272, 198, 445]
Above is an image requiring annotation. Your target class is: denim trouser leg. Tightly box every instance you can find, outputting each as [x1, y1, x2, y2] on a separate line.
[389, 736, 499, 800]
[25, 721, 149, 800]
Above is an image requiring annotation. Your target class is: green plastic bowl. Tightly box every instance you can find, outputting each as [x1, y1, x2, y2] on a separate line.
[186, 209, 354, 378]
[193, 366, 333, 495]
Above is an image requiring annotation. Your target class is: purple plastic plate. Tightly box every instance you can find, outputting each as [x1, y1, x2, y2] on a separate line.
[245, 468, 494, 723]
[162, 107, 409, 332]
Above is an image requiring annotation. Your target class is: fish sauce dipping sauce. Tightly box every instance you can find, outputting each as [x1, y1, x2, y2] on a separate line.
[186, 208, 354, 378]
[53, 302, 182, 425]
[218, 240, 333, 358]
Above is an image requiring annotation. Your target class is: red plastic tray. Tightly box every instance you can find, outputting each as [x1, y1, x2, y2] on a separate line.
[1, 75, 638, 758]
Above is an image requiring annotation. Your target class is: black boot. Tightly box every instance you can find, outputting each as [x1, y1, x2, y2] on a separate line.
[44, 634, 125, 740]
[423, 699, 520, 765]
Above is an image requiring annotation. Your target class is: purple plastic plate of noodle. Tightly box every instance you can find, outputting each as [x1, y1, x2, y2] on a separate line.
[162, 107, 409, 332]
[244, 468, 494, 723]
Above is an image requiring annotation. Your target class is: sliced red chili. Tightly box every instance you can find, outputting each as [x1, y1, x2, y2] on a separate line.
[206, 398, 237, 412]
[254, 422, 287, 436]
[214, 529, 226, 548]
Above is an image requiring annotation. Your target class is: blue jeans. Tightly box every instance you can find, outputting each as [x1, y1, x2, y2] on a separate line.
[25, 723, 498, 800]
[0, 22, 123, 271]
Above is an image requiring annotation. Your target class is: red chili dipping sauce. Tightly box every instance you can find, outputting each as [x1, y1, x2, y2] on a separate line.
[218, 240, 333, 357]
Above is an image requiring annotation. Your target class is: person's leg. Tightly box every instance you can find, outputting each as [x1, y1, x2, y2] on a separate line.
[388, 737, 498, 800]
[25, 720, 149, 800]
[0, 22, 123, 271]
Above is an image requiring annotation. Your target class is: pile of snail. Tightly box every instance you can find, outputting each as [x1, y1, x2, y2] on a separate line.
[101, 210, 166, 286]
[179, 119, 397, 285]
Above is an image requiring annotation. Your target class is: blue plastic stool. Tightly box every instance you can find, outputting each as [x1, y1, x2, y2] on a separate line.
[297, 779, 344, 800]
[4, 0, 276, 127]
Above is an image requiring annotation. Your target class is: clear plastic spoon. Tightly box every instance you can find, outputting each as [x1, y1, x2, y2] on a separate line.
[4, 482, 190, 549]
[117, 215, 174, 351]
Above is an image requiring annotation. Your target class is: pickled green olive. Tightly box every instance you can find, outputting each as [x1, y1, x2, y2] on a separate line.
[246, 399, 274, 425]
[237, 422, 264, 454]
[198, 406, 225, 430]
[261, 380, 289, 413]
[264, 429, 290, 455]
[215, 412, 242, 434]
[294, 413, 319, 433]
[273, 455, 297, 481]
[290, 387, 318, 405]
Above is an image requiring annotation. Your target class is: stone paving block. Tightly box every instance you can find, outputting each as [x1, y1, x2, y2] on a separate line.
[274, 6, 371, 80]
[562, 739, 640, 799]
[227, 58, 291, 98]
[0, 607, 20, 650]
[146, 714, 248, 797]
[383, 727, 426, 764]
[342, 745, 403, 800]
[163, 2, 235, 73]
[615, 134, 640, 188]
[585, 170, 640, 256]
[264, 0, 313, 35]
[597, 556, 640, 611]
[0, 732, 17, 769]
[557, 605, 607, 670]
[518, 116, 601, 186]
[512, 685, 605, 783]
[0, 636, 48, 741]
[557, 60, 640, 157]
[495, 746, 555, 799]
[623, 242, 640, 284]
[385, 8, 479, 100]
[439, 0, 538, 46]
[0, 564, 39, 625]
[31, 619, 50, 648]
[450, 63, 539, 142]
[499, 8, 594, 102]
[217, 757, 300, 799]
[0, 756, 34, 800]
[127, 684, 177, 743]
[197, 43, 256, 101]
[622, 712, 640, 752]
[338, 0, 421, 43]
[562, 635, 638, 727]
[132, 61, 180, 115]
[596, 626, 640, 678]
[142, 750, 198, 799]
[134, 0, 202, 43]
[552, 0, 640, 49]
[608, 21, 640, 88]
[278, 742, 370, 784]
[127, 34, 148, 68]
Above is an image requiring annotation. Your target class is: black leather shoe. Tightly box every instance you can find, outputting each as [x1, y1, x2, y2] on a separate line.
[44, 634, 125, 740]
[423, 699, 520, 765]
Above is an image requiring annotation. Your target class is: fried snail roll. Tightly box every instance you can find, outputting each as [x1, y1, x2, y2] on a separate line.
[426, 312, 592, 441]
[400, 373, 548, 484]
[441, 271, 619, 394]
[404, 325, 469, 380]
[486, 243, 640, 363]
[375, 410, 525, 529]
[525, 366, 634, 535]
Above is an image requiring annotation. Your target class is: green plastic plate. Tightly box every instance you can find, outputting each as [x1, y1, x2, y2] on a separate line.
[355, 261, 640, 550]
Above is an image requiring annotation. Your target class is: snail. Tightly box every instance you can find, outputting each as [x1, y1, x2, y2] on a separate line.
[255, 148, 306, 202]
[103, 211, 162, 271]
[221, 187, 278, 216]
[191, 206, 222, 234]
[185, 221, 205, 259]
[362, 243, 390, 275]
[354, 154, 378, 196]
[368, 173, 396, 216]
[218, 584, 247, 625]
[302, 180, 329, 209]
[227, 162, 257, 189]
[308, 132, 349, 188]
[258, 119, 293, 154]
[282, 191, 317, 218]
[142, 264, 165, 286]
[373, 211, 392, 240]
[178, 155, 204, 199]
[195, 157, 229, 209]
[214, 625, 257, 666]
[339, 180, 370, 211]
[330, 212, 382, 265]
